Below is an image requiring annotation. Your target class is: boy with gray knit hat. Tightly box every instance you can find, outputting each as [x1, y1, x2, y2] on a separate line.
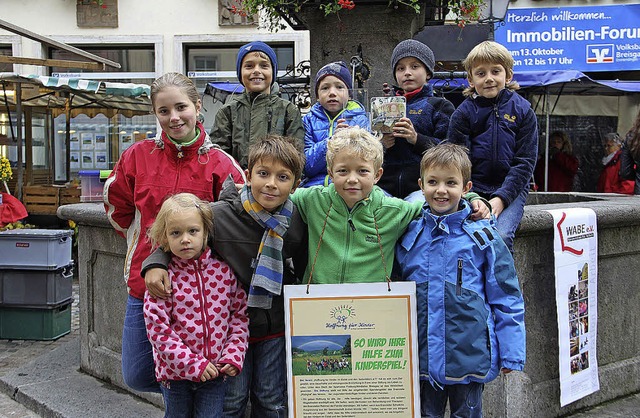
[301, 61, 370, 187]
[378, 39, 455, 199]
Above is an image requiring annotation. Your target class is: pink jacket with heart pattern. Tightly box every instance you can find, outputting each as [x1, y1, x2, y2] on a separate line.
[144, 248, 249, 382]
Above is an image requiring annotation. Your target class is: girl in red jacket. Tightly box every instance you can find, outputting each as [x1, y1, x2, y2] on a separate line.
[104, 73, 245, 394]
[144, 193, 248, 417]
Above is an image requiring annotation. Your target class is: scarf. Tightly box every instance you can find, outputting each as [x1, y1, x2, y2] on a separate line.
[241, 185, 293, 309]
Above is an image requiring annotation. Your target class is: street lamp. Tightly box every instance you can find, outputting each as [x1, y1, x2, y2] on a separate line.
[478, 0, 511, 40]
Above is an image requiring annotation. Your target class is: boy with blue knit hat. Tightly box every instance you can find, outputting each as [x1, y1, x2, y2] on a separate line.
[378, 39, 455, 199]
[211, 41, 304, 168]
[301, 60, 370, 187]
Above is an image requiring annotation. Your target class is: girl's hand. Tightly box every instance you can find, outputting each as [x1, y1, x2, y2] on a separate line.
[218, 363, 240, 377]
[145, 268, 171, 299]
[501, 368, 513, 375]
[201, 362, 219, 381]
[392, 117, 418, 145]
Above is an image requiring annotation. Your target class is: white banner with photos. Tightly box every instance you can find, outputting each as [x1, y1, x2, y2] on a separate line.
[547, 208, 600, 406]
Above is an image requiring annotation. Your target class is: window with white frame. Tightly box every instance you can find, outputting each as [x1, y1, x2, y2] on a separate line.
[48, 45, 156, 85]
[185, 44, 295, 90]
[0, 45, 12, 72]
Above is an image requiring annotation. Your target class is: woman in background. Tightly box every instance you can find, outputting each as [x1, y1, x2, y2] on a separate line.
[597, 132, 634, 194]
[534, 131, 579, 192]
[620, 111, 640, 194]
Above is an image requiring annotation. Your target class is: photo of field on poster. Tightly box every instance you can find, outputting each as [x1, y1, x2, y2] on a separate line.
[291, 335, 352, 376]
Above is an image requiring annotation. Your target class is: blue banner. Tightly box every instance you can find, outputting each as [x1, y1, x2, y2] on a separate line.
[494, 4, 640, 72]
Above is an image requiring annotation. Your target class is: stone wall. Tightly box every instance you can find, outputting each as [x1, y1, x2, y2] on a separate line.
[58, 193, 640, 416]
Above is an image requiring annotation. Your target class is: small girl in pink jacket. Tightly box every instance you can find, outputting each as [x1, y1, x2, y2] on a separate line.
[144, 193, 249, 417]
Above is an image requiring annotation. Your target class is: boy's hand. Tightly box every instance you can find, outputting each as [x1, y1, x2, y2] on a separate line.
[381, 133, 396, 149]
[501, 368, 513, 374]
[336, 118, 351, 130]
[489, 197, 505, 218]
[218, 363, 240, 377]
[392, 117, 418, 145]
[145, 268, 171, 299]
[201, 362, 219, 381]
[470, 199, 491, 221]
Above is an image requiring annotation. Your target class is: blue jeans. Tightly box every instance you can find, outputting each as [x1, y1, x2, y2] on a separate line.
[421, 381, 484, 418]
[160, 377, 226, 418]
[488, 188, 529, 252]
[223, 337, 287, 418]
[122, 295, 161, 393]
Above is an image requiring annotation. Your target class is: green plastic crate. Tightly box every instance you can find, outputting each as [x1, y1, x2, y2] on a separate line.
[0, 300, 72, 340]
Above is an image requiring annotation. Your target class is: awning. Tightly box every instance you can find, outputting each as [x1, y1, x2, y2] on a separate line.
[0, 73, 152, 118]
[430, 70, 640, 96]
[204, 81, 244, 104]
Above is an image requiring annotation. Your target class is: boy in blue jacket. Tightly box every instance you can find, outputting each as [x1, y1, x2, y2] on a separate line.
[447, 40, 538, 251]
[301, 61, 370, 187]
[396, 143, 525, 418]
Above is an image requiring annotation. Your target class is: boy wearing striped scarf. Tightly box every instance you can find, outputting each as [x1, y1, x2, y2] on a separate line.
[143, 135, 307, 418]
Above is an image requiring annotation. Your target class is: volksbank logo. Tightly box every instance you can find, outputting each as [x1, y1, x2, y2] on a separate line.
[586, 44, 614, 63]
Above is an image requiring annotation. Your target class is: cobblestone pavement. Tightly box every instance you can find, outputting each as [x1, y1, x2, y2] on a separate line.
[0, 282, 80, 417]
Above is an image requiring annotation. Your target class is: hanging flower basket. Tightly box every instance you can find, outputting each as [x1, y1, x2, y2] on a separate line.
[234, 0, 421, 31]
[446, 0, 485, 28]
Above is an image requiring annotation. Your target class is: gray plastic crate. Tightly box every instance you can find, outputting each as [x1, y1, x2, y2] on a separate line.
[0, 229, 72, 270]
[0, 263, 73, 306]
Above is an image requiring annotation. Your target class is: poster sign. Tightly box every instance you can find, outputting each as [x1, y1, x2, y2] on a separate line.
[546, 208, 599, 407]
[495, 4, 640, 72]
[284, 282, 420, 418]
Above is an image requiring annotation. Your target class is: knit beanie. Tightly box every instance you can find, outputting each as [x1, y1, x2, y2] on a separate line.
[236, 41, 278, 86]
[391, 39, 435, 82]
[314, 61, 353, 96]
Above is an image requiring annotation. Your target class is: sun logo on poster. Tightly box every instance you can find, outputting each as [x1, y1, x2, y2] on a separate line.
[330, 304, 355, 324]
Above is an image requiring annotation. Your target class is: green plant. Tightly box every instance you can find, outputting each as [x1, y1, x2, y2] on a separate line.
[447, 0, 485, 28]
[0, 155, 12, 184]
[234, 0, 421, 32]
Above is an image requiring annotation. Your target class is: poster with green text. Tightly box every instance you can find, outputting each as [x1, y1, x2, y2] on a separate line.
[284, 282, 419, 417]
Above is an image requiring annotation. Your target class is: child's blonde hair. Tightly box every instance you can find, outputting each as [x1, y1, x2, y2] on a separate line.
[148, 193, 213, 253]
[247, 135, 305, 182]
[463, 41, 520, 96]
[326, 127, 384, 173]
[420, 143, 472, 184]
[150, 73, 200, 110]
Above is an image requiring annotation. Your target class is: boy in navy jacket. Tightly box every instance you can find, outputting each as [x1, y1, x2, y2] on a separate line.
[447, 40, 538, 251]
[379, 39, 455, 199]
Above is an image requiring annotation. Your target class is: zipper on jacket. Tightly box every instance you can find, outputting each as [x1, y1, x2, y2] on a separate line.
[340, 201, 365, 281]
[456, 258, 463, 296]
[195, 258, 211, 359]
[493, 102, 499, 163]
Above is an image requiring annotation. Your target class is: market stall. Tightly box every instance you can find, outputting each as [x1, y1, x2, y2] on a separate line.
[0, 73, 151, 212]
